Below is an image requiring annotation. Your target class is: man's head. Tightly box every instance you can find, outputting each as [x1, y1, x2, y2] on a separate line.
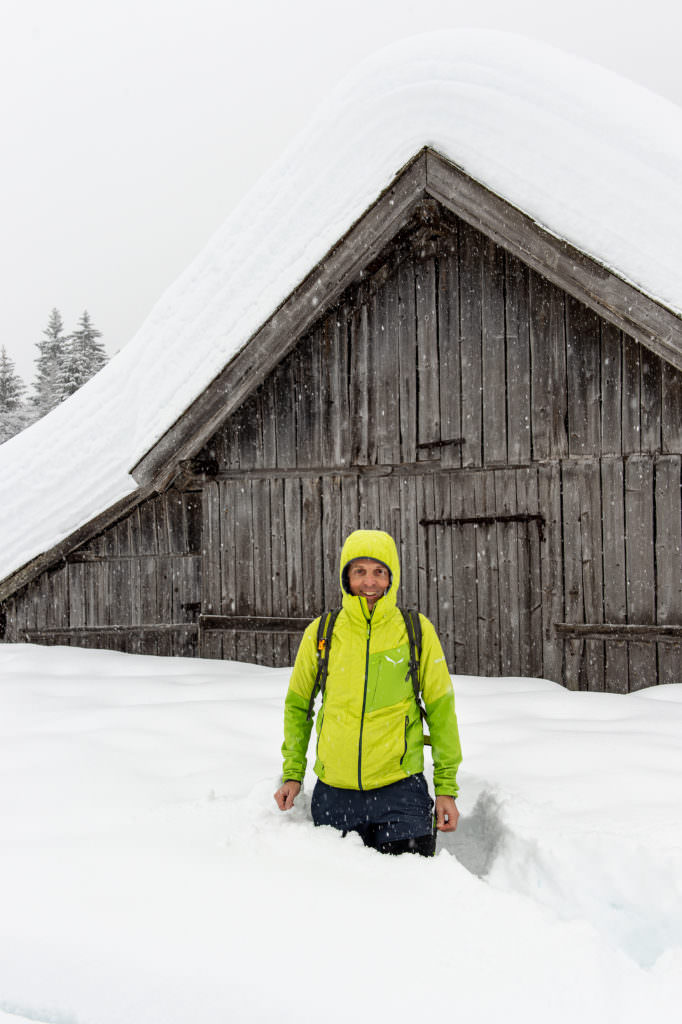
[339, 530, 400, 611]
[345, 557, 391, 610]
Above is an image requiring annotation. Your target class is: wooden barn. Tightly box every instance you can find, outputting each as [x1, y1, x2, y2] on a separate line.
[2, 141, 682, 694]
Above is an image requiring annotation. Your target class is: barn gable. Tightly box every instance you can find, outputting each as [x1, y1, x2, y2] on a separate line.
[3, 155, 682, 693]
[132, 149, 682, 494]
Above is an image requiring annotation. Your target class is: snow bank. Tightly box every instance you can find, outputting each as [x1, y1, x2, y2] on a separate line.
[2, 30, 682, 585]
[1, 644, 681, 1023]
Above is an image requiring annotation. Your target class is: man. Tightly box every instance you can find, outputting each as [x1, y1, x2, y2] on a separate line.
[274, 529, 462, 856]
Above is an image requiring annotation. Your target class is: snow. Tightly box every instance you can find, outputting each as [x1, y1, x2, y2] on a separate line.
[1, 643, 681, 1023]
[2, 30, 682, 586]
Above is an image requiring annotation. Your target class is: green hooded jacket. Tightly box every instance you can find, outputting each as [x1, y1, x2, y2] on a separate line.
[281, 529, 462, 796]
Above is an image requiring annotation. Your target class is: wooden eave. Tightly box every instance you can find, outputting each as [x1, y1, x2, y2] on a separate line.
[131, 146, 682, 493]
[2, 145, 682, 604]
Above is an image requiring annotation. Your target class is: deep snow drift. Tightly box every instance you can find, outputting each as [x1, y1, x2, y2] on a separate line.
[2, 30, 682, 585]
[1, 643, 681, 1023]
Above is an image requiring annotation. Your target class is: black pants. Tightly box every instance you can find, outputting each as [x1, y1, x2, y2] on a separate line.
[311, 774, 436, 857]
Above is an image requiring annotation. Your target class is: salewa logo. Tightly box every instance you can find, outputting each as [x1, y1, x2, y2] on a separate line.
[384, 654, 405, 665]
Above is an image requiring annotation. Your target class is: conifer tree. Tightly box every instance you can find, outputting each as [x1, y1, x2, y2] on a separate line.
[33, 307, 68, 415]
[0, 346, 31, 444]
[60, 310, 107, 397]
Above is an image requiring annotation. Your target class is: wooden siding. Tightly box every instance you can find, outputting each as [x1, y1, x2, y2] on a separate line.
[3, 207, 681, 690]
[4, 491, 202, 657]
[189, 211, 682, 688]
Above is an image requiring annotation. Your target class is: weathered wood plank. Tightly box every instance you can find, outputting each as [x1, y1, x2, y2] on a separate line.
[273, 357, 298, 469]
[437, 247, 462, 470]
[284, 477, 303, 616]
[319, 317, 334, 469]
[350, 300, 370, 466]
[431, 473, 454, 666]
[234, 481, 254, 618]
[138, 499, 159, 556]
[566, 298, 601, 457]
[556, 624, 682, 642]
[601, 459, 629, 693]
[516, 466, 542, 677]
[418, 474, 437, 622]
[662, 361, 682, 453]
[578, 461, 604, 690]
[416, 258, 441, 462]
[200, 614, 311, 633]
[251, 478, 273, 619]
[249, 479, 274, 663]
[219, 480, 237, 616]
[538, 462, 563, 684]
[140, 555, 159, 624]
[378, 475, 402, 578]
[560, 461, 583, 689]
[530, 273, 568, 460]
[481, 238, 507, 466]
[640, 347, 662, 453]
[301, 477, 323, 616]
[372, 273, 399, 465]
[294, 335, 318, 468]
[260, 380, 278, 468]
[625, 456, 656, 690]
[68, 563, 86, 628]
[398, 261, 418, 464]
[473, 471, 500, 675]
[495, 469, 519, 675]
[322, 476, 343, 606]
[505, 254, 531, 465]
[655, 455, 682, 684]
[202, 482, 221, 614]
[267, 477, 286, 621]
[622, 337, 642, 454]
[449, 473, 478, 674]
[459, 221, 483, 468]
[600, 323, 622, 456]
[399, 475, 419, 610]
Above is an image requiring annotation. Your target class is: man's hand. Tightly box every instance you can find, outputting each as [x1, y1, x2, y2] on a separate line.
[435, 795, 459, 832]
[274, 780, 301, 810]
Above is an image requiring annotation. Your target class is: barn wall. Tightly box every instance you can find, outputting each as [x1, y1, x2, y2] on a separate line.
[3, 491, 202, 656]
[196, 213, 682, 690]
[3, 210, 681, 689]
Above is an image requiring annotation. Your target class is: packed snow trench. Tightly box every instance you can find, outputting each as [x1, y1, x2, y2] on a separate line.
[1, 645, 681, 1023]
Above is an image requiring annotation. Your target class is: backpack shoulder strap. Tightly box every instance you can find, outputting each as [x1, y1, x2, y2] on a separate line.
[306, 607, 341, 721]
[400, 607, 425, 720]
[400, 608, 431, 745]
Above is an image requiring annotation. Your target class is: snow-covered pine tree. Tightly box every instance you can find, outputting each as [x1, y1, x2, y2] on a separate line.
[0, 345, 32, 444]
[32, 307, 68, 415]
[60, 310, 107, 398]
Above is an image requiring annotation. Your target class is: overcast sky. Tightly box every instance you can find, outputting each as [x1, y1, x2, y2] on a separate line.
[2, 0, 681, 383]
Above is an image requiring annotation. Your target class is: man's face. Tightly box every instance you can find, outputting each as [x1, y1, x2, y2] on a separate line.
[347, 558, 390, 610]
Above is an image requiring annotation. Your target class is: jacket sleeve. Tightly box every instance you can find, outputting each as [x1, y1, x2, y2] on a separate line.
[281, 619, 320, 783]
[418, 615, 463, 797]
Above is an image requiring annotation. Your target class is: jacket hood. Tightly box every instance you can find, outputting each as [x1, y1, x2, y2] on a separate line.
[339, 530, 401, 619]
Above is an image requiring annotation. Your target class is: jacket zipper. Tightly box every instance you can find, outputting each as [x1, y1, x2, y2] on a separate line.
[357, 617, 371, 791]
[400, 714, 409, 765]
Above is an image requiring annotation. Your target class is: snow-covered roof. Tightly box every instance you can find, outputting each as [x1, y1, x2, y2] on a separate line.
[2, 30, 682, 590]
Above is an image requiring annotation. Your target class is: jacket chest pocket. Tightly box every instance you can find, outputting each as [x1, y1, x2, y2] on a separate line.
[366, 643, 413, 713]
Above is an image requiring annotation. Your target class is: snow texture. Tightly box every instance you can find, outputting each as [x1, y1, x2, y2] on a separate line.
[2, 30, 682, 584]
[0, 643, 681, 1023]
